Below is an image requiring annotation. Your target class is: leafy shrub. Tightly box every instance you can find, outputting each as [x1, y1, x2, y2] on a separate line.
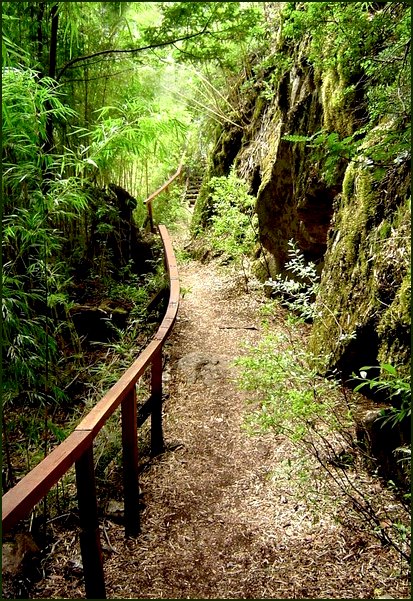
[235, 324, 410, 562]
[151, 184, 189, 230]
[235, 332, 340, 442]
[206, 169, 258, 262]
[265, 239, 320, 321]
[353, 363, 411, 428]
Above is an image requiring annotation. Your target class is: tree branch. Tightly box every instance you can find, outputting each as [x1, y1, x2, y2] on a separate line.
[63, 68, 135, 84]
[56, 27, 211, 81]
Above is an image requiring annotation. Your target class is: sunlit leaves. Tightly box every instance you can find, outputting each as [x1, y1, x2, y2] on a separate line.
[206, 169, 258, 262]
[143, 1, 264, 70]
[266, 240, 320, 321]
[82, 92, 189, 192]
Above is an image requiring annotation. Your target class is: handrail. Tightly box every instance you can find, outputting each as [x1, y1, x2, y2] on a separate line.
[144, 156, 185, 231]
[2, 224, 180, 599]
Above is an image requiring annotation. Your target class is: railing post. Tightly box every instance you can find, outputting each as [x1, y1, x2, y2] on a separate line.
[151, 350, 164, 456]
[75, 446, 106, 599]
[121, 386, 140, 537]
[147, 200, 155, 233]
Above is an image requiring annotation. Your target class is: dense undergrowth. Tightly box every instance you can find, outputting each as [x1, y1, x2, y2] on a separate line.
[2, 18, 190, 502]
[235, 315, 411, 565]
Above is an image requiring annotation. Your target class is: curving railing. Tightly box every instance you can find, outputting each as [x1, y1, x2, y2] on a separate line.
[144, 158, 185, 231]
[2, 222, 180, 599]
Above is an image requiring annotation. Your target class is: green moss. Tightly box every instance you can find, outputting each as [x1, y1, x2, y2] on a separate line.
[377, 273, 411, 378]
[310, 158, 410, 377]
[191, 180, 213, 235]
[342, 163, 355, 203]
[357, 171, 376, 220]
[378, 220, 391, 240]
[251, 95, 266, 123]
[321, 68, 353, 137]
[259, 114, 283, 191]
[211, 127, 244, 177]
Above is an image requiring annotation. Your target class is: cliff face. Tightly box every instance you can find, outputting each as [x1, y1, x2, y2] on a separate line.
[236, 59, 341, 274]
[311, 156, 411, 379]
[196, 5, 411, 380]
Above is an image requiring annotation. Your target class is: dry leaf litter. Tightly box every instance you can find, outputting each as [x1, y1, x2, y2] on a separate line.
[30, 238, 410, 599]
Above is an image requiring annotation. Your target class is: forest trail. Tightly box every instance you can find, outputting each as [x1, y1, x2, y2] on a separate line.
[32, 233, 409, 600]
[100, 244, 407, 599]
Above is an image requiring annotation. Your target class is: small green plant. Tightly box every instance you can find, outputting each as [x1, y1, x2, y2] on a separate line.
[265, 239, 320, 320]
[235, 332, 340, 442]
[352, 363, 411, 428]
[282, 130, 356, 185]
[151, 184, 189, 230]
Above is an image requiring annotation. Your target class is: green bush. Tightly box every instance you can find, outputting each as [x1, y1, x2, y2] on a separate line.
[206, 169, 258, 262]
[353, 363, 411, 428]
[235, 331, 341, 442]
[266, 239, 320, 321]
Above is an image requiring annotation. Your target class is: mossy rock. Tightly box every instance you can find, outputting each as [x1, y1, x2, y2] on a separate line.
[310, 158, 410, 379]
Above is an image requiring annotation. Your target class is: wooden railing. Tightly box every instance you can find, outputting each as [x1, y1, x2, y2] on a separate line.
[2, 223, 180, 599]
[144, 158, 185, 231]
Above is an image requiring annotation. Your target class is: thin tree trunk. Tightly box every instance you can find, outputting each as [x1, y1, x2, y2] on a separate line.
[37, 3, 45, 68]
[44, 4, 59, 156]
[2, 415, 16, 490]
[84, 64, 89, 126]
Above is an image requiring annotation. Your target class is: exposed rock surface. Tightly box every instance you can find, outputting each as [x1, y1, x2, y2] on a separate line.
[176, 352, 227, 385]
[2, 533, 40, 598]
[2, 533, 39, 576]
[194, 5, 410, 380]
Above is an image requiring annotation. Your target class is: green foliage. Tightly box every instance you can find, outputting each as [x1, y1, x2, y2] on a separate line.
[151, 184, 189, 230]
[266, 240, 320, 321]
[235, 331, 341, 442]
[280, 2, 410, 164]
[143, 2, 264, 71]
[2, 67, 76, 195]
[250, 51, 294, 102]
[353, 364, 411, 428]
[282, 129, 358, 185]
[75, 98, 188, 193]
[205, 169, 257, 263]
[2, 70, 75, 409]
[235, 322, 410, 562]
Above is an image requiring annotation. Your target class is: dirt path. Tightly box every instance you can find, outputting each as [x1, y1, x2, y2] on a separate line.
[101, 256, 408, 599]
[31, 245, 410, 599]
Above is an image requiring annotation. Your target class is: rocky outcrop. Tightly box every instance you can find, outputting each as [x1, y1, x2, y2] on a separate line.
[2, 533, 40, 598]
[310, 156, 410, 379]
[196, 7, 410, 380]
[207, 50, 350, 276]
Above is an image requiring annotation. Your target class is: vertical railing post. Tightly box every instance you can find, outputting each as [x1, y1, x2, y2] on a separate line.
[147, 200, 155, 233]
[75, 446, 106, 599]
[151, 350, 164, 456]
[121, 386, 140, 537]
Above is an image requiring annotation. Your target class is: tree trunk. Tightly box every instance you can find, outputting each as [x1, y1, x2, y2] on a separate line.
[44, 4, 59, 156]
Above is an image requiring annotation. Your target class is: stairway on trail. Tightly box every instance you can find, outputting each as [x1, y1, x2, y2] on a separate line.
[185, 170, 203, 207]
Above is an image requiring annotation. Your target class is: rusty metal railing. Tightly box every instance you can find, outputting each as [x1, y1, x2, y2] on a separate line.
[2, 224, 180, 599]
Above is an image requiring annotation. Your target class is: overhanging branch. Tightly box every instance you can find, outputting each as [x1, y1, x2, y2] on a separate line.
[56, 26, 211, 81]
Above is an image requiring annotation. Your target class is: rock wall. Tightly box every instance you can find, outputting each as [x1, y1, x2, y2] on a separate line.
[204, 55, 354, 278]
[310, 156, 411, 379]
[197, 14, 410, 380]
